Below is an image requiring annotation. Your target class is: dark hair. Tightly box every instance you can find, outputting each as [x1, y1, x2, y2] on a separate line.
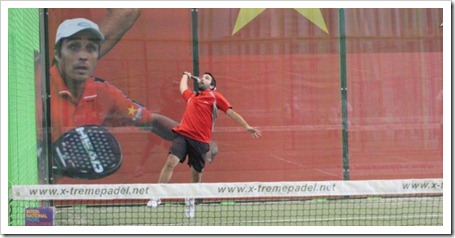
[52, 40, 63, 65]
[205, 72, 216, 90]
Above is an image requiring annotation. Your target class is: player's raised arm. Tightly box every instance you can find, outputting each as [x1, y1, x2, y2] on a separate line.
[180, 72, 193, 94]
[226, 109, 262, 138]
[98, 8, 142, 58]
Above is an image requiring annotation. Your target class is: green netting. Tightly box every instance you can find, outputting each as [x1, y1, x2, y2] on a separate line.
[8, 8, 41, 226]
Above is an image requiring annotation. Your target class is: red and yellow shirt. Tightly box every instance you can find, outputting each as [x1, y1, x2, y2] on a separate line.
[173, 89, 232, 143]
[50, 65, 151, 142]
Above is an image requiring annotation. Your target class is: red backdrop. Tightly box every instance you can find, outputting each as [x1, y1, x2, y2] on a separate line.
[47, 8, 443, 184]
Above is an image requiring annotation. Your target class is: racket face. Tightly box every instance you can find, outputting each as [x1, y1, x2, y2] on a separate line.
[53, 125, 122, 179]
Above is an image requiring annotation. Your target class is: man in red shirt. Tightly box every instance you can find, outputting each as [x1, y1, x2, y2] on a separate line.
[148, 71, 262, 218]
[50, 18, 178, 156]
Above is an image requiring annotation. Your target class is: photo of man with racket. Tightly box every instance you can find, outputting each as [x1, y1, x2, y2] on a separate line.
[148, 71, 262, 218]
[50, 18, 181, 180]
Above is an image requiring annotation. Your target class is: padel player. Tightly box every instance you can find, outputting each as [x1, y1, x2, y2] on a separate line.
[148, 72, 262, 218]
[95, 9, 219, 163]
[50, 18, 177, 148]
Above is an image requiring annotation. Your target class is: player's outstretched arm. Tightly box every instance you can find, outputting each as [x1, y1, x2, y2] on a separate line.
[98, 8, 142, 58]
[148, 114, 179, 141]
[226, 109, 262, 138]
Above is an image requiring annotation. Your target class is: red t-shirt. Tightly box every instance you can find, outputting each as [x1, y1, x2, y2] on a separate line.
[173, 89, 232, 143]
[50, 65, 151, 142]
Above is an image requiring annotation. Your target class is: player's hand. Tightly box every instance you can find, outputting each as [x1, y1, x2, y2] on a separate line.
[246, 126, 262, 138]
[183, 72, 192, 78]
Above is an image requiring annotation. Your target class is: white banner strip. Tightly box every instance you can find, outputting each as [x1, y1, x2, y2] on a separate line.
[11, 178, 442, 200]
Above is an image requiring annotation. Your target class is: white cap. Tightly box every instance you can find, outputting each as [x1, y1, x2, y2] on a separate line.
[55, 18, 104, 44]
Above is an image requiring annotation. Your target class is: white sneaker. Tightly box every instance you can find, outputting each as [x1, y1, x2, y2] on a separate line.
[184, 198, 195, 218]
[147, 199, 161, 208]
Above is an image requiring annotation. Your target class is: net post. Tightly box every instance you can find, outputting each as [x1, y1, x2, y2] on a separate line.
[338, 8, 350, 180]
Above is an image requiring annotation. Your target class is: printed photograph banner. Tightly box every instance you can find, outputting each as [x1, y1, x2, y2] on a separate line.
[45, 8, 443, 185]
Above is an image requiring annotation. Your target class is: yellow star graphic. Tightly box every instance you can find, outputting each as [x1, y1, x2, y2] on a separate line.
[232, 8, 329, 35]
[128, 106, 137, 116]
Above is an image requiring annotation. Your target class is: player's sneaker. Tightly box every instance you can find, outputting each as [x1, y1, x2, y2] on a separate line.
[147, 199, 161, 208]
[184, 198, 195, 218]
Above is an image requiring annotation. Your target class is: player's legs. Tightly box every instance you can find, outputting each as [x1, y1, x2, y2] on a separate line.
[184, 138, 209, 218]
[158, 154, 180, 183]
[191, 167, 203, 183]
[148, 135, 187, 208]
[184, 197, 196, 218]
[185, 168, 199, 218]
[147, 154, 179, 208]
[158, 134, 188, 183]
[187, 137, 209, 175]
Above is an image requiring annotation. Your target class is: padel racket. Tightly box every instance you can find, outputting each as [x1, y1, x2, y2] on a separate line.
[53, 125, 122, 180]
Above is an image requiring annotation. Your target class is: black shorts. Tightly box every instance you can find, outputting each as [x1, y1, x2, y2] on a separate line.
[169, 134, 210, 173]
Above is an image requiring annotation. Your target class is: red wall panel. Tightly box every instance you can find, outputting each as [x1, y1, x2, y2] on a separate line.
[47, 8, 442, 184]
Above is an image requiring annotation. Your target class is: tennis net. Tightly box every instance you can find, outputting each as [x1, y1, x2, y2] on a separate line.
[10, 178, 442, 226]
